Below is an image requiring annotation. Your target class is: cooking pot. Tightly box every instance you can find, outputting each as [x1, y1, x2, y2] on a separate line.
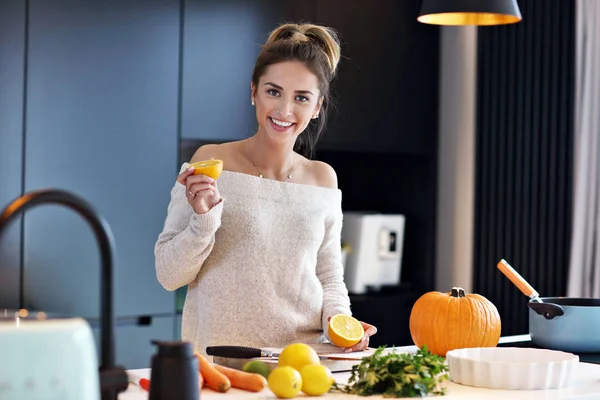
[528, 297, 600, 353]
[498, 259, 600, 353]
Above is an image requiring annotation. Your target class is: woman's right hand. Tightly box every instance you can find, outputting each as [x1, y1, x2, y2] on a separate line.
[177, 166, 221, 214]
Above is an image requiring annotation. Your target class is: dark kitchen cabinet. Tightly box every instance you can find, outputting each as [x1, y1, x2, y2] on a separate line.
[23, 0, 179, 318]
[306, 0, 440, 154]
[0, 0, 25, 310]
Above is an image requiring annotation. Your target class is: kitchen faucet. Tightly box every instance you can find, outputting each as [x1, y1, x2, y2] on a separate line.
[0, 189, 129, 400]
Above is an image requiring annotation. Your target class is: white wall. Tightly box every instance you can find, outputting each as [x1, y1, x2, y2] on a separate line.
[435, 26, 478, 293]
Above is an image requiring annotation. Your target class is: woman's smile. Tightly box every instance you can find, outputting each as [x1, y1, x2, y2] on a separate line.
[269, 116, 296, 132]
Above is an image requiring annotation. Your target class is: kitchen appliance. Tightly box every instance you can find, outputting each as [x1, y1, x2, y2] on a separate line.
[0, 189, 129, 400]
[498, 259, 600, 353]
[341, 212, 406, 294]
[0, 312, 99, 399]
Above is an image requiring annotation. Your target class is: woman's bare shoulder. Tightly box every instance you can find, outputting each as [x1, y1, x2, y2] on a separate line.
[302, 158, 339, 189]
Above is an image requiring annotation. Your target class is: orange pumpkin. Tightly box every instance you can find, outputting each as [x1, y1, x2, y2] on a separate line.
[409, 287, 501, 356]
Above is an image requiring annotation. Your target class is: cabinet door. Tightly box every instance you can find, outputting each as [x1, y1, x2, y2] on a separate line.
[91, 315, 176, 370]
[0, 0, 25, 310]
[314, 0, 439, 154]
[24, 0, 179, 318]
[181, 0, 282, 141]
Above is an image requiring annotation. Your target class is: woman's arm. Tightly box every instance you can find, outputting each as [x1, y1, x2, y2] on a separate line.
[316, 208, 353, 332]
[311, 162, 352, 330]
[313, 162, 377, 350]
[154, 172, 224, 291]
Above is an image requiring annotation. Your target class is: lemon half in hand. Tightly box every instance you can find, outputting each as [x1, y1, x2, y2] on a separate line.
[328, 314, 364, 348]
[189, 159, 223, 180]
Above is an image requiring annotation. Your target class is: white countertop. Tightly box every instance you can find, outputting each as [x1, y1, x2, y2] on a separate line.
[119, 336, 600, 400]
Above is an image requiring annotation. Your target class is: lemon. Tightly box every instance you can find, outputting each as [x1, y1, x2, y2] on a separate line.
[328, 314, 364, 348]
[300, 364, 334, 396]
[242, 360, 271, 379]
[277, 343, 320, 371]
[268, 366, 302, 399]
[189, 159, 223, 180]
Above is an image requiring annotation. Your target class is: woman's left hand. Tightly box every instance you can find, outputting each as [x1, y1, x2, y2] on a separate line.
[328, 317, 378, 353]
[344, 320, 378, 353]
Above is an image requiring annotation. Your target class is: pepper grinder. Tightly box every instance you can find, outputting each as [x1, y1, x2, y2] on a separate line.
[149, 340, 200, 400]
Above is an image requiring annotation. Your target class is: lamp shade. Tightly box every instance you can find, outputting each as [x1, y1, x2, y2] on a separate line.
[418, 0, 522, 26]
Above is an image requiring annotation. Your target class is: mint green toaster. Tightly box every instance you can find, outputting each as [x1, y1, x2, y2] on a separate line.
[0, 313, 99, 399]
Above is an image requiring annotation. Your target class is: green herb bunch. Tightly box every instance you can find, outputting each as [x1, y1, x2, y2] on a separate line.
[333, 346, 449, 397]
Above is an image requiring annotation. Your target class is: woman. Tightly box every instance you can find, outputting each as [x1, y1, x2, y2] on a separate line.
[155, 22, 377, 356]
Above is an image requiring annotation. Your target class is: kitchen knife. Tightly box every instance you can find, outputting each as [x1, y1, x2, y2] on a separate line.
[205, 345, 367, 361]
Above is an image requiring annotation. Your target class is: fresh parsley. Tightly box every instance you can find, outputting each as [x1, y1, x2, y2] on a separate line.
[333, 346, 449, 397]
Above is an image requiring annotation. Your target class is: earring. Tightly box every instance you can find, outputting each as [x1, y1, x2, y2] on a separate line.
[251, 99, 255, 106]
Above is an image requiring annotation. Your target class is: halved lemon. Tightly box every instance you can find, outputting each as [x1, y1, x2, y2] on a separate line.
[328, 314, 364, 348]
[189, 159, 223, 180]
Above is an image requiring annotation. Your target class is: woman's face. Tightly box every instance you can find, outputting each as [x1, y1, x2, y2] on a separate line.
[252, 61, 322, 145]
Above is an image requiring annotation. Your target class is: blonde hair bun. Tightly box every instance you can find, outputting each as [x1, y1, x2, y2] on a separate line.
[265, 23, 341, 75]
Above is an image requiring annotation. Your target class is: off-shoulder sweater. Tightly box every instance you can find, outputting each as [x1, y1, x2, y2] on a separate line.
[154, 167, 352, 356]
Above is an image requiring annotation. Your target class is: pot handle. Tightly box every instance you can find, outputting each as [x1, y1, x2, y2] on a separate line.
[497, 259, 540, 300]
[528, 302, 565, 320]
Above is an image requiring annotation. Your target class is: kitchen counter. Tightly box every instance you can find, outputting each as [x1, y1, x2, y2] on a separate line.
[119, 336, 600, 400]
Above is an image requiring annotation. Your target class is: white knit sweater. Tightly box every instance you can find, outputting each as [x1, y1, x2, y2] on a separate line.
[154, 167, 352, 356]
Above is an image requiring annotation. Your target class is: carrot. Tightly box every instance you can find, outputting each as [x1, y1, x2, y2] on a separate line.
[197, 370, 204, 390]
[195, 353, 231, 392]
[139, 378, 150, 391]
[213, 364, 268, 392]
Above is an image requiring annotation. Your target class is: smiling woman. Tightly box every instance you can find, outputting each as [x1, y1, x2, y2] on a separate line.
[154, 22, 377, 358]
[249, 23, 340, 161]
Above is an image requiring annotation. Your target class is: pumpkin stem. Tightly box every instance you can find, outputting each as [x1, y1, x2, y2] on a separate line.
[451, 287, 466, 297]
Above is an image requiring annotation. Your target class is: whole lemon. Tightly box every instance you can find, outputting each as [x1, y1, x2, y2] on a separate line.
[268, 366, 302, 399]
[277, 343, 321, 371]
[300, 364, 334, 396]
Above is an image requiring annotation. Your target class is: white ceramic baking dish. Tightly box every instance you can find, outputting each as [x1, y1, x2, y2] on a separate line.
[446, 347, 579, 390]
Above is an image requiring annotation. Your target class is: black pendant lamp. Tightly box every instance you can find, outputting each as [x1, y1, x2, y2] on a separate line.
[418, 0, 522, 26]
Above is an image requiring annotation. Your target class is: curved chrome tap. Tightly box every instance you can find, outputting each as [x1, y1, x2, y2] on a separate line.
[0, 189, 128, 400]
